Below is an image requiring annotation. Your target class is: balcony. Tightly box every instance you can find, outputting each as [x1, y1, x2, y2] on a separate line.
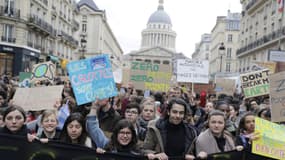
[237, 27, 285, 56]
[245, 0, 266, 15]
[1, 36, 16, 43]
[0, 6, 20, 20]
[27, 14, 54, 36]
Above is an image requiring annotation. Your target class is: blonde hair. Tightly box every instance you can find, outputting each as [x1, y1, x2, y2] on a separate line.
[41, 109, 58, 124]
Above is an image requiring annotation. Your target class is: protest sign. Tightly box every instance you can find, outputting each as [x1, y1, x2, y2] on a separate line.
[240, 70, 270, 98]
[252, 117, 285, 160]
[252, 61, 277, 74]
[67, 54, 117, 105]
[177, 59, 209, 84]
[215, 78, 236, 95]
[113, 68, 122, 83]
[30, 61, 56, 83]
[13, 85, 64, 111]
[269, 71, 285, 122]
[130, 61, 172, 92]
[19, 72, 32, 88]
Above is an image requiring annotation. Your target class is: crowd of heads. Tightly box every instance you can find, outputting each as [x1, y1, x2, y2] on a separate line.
[0, 75, 275, 159]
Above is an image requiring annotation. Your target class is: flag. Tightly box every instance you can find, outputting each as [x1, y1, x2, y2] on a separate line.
[278, 0, 284, 13]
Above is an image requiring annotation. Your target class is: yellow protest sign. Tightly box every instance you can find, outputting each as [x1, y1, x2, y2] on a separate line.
[130, 61, 172, 92]
[252, 117, 285, 159]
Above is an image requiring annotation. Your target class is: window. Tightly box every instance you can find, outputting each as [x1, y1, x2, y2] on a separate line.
[227, 34, 233, 42]
[226, 63, 231, 72]
[226, 48, 232, 58]
[153, 60, 160, 64]
[163, 60, 170, 65]
[3, 24, 13, 41]
[4, 0, 14, 15]
[82, 15, 87, 22]
[82, 23, 86, 32]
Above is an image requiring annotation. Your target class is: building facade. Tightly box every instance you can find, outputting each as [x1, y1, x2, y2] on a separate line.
[209, 10, 240, 77]
[0, 0, 80, 76]
[237, 0, 285, 73]
[192, 33, 211, 60]
[77, 0, 123, 70]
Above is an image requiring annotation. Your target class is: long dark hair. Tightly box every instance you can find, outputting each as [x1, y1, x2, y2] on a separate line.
[110, 119, 137, 151]
[60, 112, 87, 145]
[237, 112, 255, 135]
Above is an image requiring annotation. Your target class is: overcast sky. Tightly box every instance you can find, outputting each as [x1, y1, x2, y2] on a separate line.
[89, 0, 242, 58]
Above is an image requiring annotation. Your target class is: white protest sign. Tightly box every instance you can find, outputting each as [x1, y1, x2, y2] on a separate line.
[177, 59, 209, 84]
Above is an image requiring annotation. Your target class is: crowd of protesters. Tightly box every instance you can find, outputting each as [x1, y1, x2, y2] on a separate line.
[0, 74, 273, 160]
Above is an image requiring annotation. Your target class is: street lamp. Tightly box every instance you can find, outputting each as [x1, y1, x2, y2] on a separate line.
[218, 42, 225, 72]
[79, 35, 87, 59]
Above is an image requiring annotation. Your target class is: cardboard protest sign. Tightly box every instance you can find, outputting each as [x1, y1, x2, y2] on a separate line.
[215, 78, 236, 95]
[67, 55, 117, 105]
[13, 85, 64, 111]
[30, 62, 56, 83]
[252, 117, 285, 160]
[252, 61, 277, 74]
[240, 70, 270, 98]
[130, 61, 172, 92]
[177, 59, 209, 84]
[122, 68, 130, 86]
[269, 71, 285, 122]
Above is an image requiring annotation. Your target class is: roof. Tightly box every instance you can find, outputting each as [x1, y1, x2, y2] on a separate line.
[77, 0, 99, 11]
[147, 0, 172, 25]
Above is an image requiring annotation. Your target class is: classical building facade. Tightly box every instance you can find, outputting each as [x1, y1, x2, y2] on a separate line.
[209, 10, 240, 77]
[192, 33, 211, 60]
[0, 0, 122, 76]
[0, 0, 80, 76]
[124, 0, 187, 71]
[77, 0, 123, 69]
[237, 0, 285, 73]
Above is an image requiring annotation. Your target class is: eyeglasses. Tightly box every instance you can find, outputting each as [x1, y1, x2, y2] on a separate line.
[118, 131, 132, 136]
[125, 110, 138, 114]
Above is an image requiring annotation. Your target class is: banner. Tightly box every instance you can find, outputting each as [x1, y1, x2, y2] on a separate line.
[30, 62, 56, 83]
[130, 61, 172, 92]
[269, 71, 285, 122]
[67, 55, 118, 105]
[12, 85, 64, 111]
[240, 70, 270, 98]
[0, 134, 276, 160]
[253, 117, 285, 160]
[177, 59, 209, 84]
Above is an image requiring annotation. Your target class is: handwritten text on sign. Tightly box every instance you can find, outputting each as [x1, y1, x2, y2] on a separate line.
[253, 117, 285, 159]
[240, 70, 270, 98]
[130, 61, 172, 92]
[176, 59, 209, 84]
[67, 55, 117, 105]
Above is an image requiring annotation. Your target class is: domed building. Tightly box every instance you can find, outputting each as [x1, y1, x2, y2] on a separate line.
[124, 0, 186, 67]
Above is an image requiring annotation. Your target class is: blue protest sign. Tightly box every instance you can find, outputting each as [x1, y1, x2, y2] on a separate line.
[67, 54, 118, 105]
